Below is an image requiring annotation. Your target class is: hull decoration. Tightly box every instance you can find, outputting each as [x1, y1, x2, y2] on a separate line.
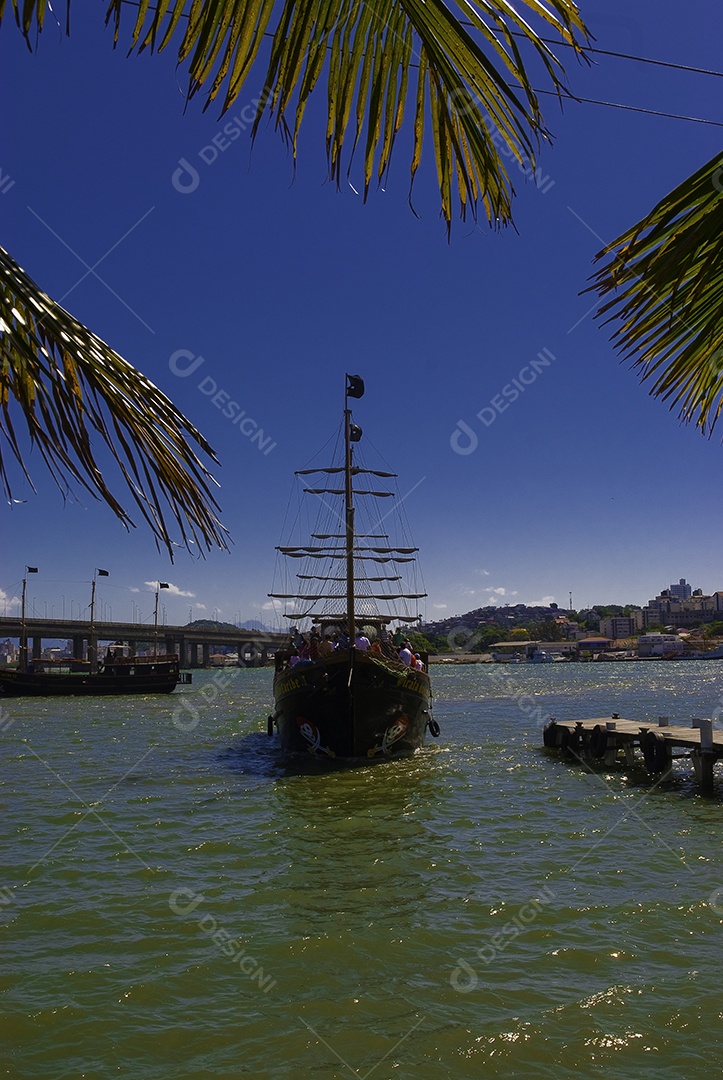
[268, 374, 438, 760]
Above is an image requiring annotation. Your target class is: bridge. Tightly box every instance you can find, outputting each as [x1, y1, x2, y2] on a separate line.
[0, 617, 288, 668]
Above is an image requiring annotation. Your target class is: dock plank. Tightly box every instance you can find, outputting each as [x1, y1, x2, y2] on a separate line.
[548, 717, 723, 750]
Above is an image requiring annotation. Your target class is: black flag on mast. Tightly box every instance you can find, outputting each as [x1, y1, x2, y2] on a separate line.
[346, 374, 364, 399]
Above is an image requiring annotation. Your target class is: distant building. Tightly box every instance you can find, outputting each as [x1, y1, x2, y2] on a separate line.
[600, 612, 644, 639]
[638, 633, 684, 657]
[0, 639, 18, 665]
[488, 640, 577, 660]
[669, 578, 692, 600]
[643, 582, 723, 627]
[577, 636, 612, 652]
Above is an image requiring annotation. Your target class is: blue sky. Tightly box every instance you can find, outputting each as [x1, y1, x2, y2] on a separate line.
[2, 0, 723, 628]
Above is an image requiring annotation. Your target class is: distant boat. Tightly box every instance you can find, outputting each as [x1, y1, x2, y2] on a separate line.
[267, 374, 438, 759]
[527, 648, 554, 663]
[0, 643, 187, 697]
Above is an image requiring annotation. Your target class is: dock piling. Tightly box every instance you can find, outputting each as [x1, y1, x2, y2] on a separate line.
[543, 715, 721, 795]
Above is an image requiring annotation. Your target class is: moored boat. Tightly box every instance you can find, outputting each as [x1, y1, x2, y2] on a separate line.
[268, 374, 438, 759]
[0, 648, 184, 697]
[1, 570, 189, 697]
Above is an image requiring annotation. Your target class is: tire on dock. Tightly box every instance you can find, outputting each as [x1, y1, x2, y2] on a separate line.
[559, 725, 581, 759]
[642, 730, 668, 773]
[543, 721, 558, 748]
[589, 724, 608, 760]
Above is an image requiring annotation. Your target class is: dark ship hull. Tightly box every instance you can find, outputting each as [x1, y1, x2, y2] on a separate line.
[0, 656, 182, 697]
[273, 650, 431, 759]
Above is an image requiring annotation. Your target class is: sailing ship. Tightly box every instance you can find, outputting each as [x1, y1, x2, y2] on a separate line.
[0, 572, 188, 697]
[268, 374, 438, 758]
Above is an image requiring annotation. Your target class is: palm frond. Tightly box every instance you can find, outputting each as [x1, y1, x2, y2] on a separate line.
[0, 244, 229, 556]
[98, 0, 588, 233]
[590, 151, 723, 435]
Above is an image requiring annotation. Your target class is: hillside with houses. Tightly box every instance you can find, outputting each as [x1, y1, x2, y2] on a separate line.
[417, 578, 723, 659]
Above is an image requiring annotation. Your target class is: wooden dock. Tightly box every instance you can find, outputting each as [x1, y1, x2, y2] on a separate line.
[542, 715, 723, 796]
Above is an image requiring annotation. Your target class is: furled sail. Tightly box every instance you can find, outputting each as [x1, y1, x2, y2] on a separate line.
[303, 488, 394, 497]
[296, 467, 396, 478]
[269, 395, 426, 630]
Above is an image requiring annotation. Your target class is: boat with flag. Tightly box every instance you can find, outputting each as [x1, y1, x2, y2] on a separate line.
[0, 571, 186, 697]
[268, 374, 438, 758]
[0, 648, 183, 697]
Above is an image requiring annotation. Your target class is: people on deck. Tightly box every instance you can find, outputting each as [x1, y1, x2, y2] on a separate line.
[317, 637, 334, 659]
[379, 626, 397, 660]
[297, 636, 311, 660]
[399, 642, 413, 666]
[355, 633, 370, 651]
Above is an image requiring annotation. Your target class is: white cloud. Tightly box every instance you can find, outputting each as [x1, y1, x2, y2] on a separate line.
[433, 603, 448, 609]
[478, 586, 520, 606]
[144, 580, 195, 598]
[525, 596, 556, 607]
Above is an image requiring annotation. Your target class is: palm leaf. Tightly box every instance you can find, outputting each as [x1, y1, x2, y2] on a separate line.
[0, 244, 229, 556]
[590, 151, 723, 435]
[0, 0, 590, 549]
[5, 0, 589, 228]
[100, 0, 588, 233]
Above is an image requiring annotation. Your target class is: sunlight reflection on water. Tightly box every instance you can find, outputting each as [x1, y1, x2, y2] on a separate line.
[2, 663, 723, 1077]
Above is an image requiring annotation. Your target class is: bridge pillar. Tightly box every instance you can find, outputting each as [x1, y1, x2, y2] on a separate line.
[202, 642, 211, 668]
[73, 635, 84, 659]
[32, 637, 42, 660]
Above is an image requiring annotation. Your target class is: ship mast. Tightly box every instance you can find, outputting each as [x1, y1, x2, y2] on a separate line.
[344, 374, 365, 642]
[19, 565, 38, 672]
[344, 406, 354, 643]
[89, 568, 109, 673]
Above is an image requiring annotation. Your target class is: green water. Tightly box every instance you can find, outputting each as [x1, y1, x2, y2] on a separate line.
[2, 663, 723, 1078]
